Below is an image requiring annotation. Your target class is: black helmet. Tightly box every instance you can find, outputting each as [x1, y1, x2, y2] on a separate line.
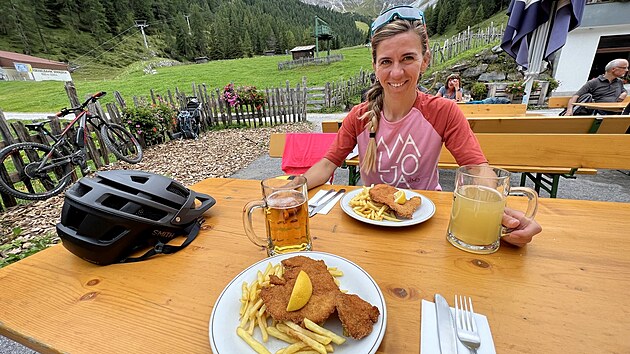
[56, 170, 215, 265]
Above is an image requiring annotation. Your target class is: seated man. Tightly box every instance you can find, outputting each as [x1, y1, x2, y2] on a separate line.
[566, 58, 628, 115]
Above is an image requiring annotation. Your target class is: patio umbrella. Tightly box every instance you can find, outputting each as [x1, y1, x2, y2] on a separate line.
[501, 0, 586, 104]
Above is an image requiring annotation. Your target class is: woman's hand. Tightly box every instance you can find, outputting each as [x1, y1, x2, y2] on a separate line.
[501, 207, 542, 247]
[452, 79, 460, 90]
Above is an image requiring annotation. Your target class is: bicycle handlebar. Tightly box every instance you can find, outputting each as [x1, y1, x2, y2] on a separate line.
[55, 92, 107, 117]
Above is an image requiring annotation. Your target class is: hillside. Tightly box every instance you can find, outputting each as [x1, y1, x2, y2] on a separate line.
[0, 0, 369, 75]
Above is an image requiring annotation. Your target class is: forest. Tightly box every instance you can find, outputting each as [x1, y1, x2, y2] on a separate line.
[424, 0, 511, 35]
[0, 0, 369, 67]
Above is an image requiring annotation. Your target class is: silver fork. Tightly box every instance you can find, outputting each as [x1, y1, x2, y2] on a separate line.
[455, 295, 481, 353]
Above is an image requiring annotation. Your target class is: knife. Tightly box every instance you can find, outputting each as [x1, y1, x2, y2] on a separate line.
[308, 189, 336, 210]
[435, 294, 458, 354]
[309, 188, 345, 217]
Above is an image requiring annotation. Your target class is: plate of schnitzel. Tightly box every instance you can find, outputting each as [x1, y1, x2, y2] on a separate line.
[209, 251, 387, 354]
[340, 187, 436, 227]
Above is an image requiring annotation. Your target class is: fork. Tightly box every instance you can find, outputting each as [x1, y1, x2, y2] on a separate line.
[455, 295, 481, 353]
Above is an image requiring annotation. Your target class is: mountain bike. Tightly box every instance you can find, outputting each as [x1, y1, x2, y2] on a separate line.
[0, 92, 143, 200]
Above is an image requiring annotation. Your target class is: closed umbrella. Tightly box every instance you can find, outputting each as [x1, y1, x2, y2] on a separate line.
[501, 0, 586, 104]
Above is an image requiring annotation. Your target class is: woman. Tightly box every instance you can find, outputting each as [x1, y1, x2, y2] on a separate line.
[303, 6, 541, 246]
[436, 73, 463, 101]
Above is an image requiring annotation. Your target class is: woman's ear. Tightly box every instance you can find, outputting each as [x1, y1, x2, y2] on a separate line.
[421, 50, 431, 72]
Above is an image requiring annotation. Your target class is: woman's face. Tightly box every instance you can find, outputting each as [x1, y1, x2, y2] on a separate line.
[373, 31, 425, 99]
[448, 78, 458, 88]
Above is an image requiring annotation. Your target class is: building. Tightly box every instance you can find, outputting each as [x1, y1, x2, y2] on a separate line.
[290, 45, 316, 60]
[0, 50, 71, 82]
[553, 1, 630, 95]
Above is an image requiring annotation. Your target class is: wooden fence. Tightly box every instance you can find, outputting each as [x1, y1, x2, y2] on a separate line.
[305, 69, 371, 111]
[278, 54, 344, 70]
[430, 24, 505, 67]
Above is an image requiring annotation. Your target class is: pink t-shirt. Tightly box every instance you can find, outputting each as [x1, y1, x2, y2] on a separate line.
[324, 92, 487, 190]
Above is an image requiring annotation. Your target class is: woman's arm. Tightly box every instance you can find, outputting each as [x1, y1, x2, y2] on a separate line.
[303, 158, 338, 189]
[455, 88, 463, 102]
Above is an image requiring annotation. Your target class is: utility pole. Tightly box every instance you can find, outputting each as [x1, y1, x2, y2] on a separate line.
[135, 20, 149, 49]
[184, 15, 192, 35]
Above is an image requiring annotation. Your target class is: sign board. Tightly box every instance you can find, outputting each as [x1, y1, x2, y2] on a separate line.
[13, 62, 32, 72]
[31, 68, 72, 82]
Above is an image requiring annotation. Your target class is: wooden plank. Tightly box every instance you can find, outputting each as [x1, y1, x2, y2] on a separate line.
[440, 133, 630, 170]
[457, 104, 527, 116]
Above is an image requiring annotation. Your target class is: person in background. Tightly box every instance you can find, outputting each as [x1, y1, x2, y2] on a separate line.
[566, 58, 628, 115]
[436, 73, 463, 101]
[303, 5, 541, 247]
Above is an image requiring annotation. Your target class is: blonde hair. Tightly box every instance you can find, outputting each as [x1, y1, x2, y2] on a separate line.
[360, 19, 430, 174]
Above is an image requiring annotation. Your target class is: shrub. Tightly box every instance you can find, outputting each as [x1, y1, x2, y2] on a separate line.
[122, 97, 177, 145]
[470, 82, 487, 100]
[221, 83, 267, 110]
[505, 81, 525, 95]
[547, 78, 560, 95]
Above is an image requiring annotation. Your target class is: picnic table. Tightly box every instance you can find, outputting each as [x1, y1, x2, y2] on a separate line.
[0, 178, 628, 353]
[572, 101, 628, 113]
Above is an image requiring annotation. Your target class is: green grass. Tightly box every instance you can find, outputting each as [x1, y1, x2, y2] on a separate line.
[0, 46, 373, 113]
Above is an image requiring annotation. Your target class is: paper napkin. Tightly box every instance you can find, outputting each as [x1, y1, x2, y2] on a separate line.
[308, 190, 344, 215]
[420, 299, 496, 354]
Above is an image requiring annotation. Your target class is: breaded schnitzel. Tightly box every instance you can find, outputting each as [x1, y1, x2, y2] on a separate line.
[369, 184, 422, 219]
[259, 256, 380, 339]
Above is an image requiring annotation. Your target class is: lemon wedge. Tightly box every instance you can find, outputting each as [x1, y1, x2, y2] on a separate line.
[394, 190, 406, 205]
[286, 270, 313, 311]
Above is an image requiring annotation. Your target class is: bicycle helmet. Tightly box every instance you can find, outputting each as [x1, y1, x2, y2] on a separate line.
[56, 170, 216, 265]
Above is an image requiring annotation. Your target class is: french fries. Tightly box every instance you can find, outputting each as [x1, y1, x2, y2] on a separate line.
[237, 262, 348, 353]
[348, 186, 401, 222]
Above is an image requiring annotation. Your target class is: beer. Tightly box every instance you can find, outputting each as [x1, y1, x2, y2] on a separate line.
[448, 185, 505, 251]
[264, 190, 311, 255]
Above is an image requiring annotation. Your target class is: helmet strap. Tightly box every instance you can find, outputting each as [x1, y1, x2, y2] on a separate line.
[120, 218, 205, 263]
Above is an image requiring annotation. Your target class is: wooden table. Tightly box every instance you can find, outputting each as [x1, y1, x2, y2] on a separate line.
[573, 101, 628, 113]
[1, 178, 629, 353]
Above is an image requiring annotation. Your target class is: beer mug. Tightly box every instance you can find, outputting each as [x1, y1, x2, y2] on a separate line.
[243, 176, 311, 256]
[446, 165, 538, 254]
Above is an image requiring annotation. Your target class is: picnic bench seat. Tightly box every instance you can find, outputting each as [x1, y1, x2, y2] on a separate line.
[456, 103, 528, 116]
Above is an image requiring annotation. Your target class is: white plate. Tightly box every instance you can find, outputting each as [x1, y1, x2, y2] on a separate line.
[209, 251, 387, 354]
[340, 187, 436, 227]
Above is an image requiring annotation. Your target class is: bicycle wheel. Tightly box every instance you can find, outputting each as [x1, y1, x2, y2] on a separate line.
[100, 123, 143, 164]
[0, 142, 74, 200]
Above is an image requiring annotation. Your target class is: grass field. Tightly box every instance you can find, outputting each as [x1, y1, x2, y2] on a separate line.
[0, 46, 373, 113]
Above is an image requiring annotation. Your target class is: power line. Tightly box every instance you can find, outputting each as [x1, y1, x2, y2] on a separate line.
[72, 25, 136, 63]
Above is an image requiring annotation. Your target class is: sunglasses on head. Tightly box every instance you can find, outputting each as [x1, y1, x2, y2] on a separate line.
[370, 5, 426, 38]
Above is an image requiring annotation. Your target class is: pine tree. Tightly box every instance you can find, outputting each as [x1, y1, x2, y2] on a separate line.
[456, 6, 473, 32]
[474, 4, 485, 24]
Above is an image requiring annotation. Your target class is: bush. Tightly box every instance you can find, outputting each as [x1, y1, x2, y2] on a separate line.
[221, 83, 267, 110]
[505, 81, 525, 96]
[122, 97, 177, 145]
[470, 82, 487, 100]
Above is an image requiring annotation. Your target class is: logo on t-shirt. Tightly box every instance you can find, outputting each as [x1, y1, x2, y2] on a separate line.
[376, 134, 421, 188]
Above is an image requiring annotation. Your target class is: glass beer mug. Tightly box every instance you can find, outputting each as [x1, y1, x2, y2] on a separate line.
[447, 165, 538, 254]
[243, 176, 311, 256]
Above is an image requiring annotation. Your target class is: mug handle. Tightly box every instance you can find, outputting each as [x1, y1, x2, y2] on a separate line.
[501, 187, 538, 236]
[242, 200, 267, 248]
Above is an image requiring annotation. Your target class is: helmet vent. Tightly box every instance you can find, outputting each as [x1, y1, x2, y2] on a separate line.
[98, 226, 127, 243]
[166, 182, 188, 198]
[74, 183, 92, 197]
[101, 194, 168, 221]
[130, 176, 149, 184]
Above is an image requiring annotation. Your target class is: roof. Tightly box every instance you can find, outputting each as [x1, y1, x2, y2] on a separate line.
[290, 45, 316, 52]
[0, 50, 68, 70]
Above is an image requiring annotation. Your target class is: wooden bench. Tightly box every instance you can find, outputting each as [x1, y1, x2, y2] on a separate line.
[324, 115, 630, 134]
[548, 95, 630, 109]
[456, 103, 528, 116]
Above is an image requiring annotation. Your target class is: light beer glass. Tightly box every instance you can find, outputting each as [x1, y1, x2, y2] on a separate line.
[447, 165, 538, 254]
[243, 176, 311, 256]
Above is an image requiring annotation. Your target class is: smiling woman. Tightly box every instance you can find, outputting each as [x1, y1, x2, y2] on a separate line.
[302, 5, 543, 248]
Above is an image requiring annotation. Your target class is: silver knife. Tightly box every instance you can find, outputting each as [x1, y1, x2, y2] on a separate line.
[435, 294, 458, 354]
[308, 189, 336, 209]
[309, 188, 345, 217]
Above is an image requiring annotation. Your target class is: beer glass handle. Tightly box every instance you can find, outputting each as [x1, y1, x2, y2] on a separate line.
[502, 187, 539, 236]
[243, 200, 267, 248]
